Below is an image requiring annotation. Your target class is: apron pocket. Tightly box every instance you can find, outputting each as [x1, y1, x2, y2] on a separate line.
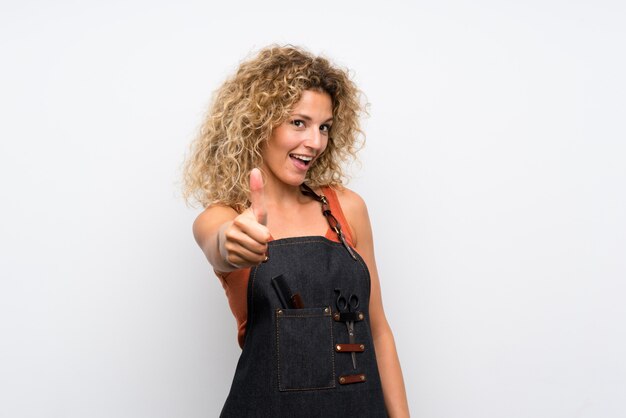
[275, 306, 336, 391]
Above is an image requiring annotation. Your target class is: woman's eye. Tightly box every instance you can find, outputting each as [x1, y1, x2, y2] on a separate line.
[320, 124, 331, 134]
[291, 120, 305, 128]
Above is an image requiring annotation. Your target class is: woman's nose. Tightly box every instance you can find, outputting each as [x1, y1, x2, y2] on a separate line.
[304, 127, 325, 150]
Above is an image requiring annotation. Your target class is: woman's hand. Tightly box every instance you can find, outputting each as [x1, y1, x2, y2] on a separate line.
[193, 168, 271, 273]
[218, 168, 271, 269]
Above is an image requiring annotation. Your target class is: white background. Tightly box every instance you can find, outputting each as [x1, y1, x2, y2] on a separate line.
[1, 0, 625, 417]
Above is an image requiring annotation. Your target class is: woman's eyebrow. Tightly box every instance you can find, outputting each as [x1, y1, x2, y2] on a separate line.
[292, 113, 334, 123]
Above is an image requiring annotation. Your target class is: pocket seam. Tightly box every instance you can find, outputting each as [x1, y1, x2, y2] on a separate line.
[276, 306, 336, 392]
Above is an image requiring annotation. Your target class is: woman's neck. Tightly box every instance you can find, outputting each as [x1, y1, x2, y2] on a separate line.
[262, 181, 327, 239]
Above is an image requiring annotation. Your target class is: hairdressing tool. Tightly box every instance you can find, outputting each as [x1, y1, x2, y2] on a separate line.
[272, 274, 305, 309]
[334, 288, 359, 369]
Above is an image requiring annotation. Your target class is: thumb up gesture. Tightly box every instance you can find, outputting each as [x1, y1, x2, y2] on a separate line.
[219, 168, 271, 269]
[249, 167, 267, 227]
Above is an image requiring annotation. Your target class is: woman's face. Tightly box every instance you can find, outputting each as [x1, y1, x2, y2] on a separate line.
[261, 90, 333, 188]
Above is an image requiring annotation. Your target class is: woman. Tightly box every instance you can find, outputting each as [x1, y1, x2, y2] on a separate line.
[183, 45, 409, 417]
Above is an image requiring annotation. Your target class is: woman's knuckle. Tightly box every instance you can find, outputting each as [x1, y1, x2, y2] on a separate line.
[224, 229, 236, 241]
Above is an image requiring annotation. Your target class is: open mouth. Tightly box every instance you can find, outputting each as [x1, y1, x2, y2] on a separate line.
[289, 153, 313, 167]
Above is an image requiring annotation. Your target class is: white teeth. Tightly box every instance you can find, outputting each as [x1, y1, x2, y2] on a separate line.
[290, 154, 313, 162]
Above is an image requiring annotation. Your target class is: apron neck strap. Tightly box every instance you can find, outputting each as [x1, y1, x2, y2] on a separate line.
[300, 183, 357, 260]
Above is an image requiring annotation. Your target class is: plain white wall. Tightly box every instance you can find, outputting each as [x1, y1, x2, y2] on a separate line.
[1, 0, 625, 417]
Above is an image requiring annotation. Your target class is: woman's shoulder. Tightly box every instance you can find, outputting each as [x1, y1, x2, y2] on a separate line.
[324, 185, 370, 246]
[326, 185, 367, 214]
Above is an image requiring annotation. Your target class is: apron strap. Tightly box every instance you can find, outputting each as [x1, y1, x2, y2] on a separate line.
[300, 183, 357, 260]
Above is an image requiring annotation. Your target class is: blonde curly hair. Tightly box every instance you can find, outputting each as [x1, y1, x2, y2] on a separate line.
[182, 45, 366, 211]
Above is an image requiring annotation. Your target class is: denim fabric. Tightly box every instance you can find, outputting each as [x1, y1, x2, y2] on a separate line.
[276, 307, 335, 391]
[220, 237, 387, 417]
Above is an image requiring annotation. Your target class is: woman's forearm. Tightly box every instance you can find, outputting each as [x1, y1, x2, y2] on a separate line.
[373, 324, 410, 417]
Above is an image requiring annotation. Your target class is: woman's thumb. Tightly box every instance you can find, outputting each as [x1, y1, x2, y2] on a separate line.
[249, 168, 267, 226]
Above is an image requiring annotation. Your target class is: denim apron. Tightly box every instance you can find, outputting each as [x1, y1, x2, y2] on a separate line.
[220, 189, 388, 417]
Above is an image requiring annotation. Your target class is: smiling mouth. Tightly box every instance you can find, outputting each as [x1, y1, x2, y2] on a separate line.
[289, 153, 314, 166]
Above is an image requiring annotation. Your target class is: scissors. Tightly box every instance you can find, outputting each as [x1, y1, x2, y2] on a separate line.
[334, 288, 359, 369]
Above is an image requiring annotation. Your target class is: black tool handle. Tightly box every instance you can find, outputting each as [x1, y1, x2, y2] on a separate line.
[271, 275, 289, 309]
[271, 274, 305, 309]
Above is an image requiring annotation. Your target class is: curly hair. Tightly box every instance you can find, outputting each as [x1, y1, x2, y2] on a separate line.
[182, 45, 366, 211]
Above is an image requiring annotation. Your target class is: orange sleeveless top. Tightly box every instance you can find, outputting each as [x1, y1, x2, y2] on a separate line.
[215, 186, 355, 348]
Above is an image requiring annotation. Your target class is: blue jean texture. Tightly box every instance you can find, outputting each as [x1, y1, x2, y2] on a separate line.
[220, 237, 388, 417]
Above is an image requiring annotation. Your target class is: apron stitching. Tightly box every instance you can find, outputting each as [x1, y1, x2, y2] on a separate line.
[269, 239, 343, 246]
[267, 238, 372, 304]
[330, 309, 336, 388]
[275, 309, 337, 391]
[275, 309, 281, 390]
[243, 266, 258, 352]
